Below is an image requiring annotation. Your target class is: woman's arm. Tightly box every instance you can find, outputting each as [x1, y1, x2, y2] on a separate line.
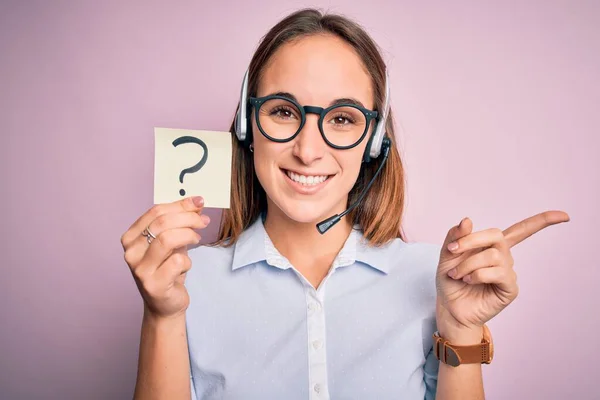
[133, 308, 191, 400]
[434, 324, 485, 400]
[435, 326, 485, 400]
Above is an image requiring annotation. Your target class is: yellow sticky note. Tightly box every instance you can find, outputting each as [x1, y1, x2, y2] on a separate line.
[154, 127, 232, 208]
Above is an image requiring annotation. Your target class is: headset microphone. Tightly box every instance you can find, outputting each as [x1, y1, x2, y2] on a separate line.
[316, 136, 391, 234]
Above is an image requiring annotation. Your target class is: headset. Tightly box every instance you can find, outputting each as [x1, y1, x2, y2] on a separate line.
[234, 67, 391, 163]
[233, 66, 393, 234]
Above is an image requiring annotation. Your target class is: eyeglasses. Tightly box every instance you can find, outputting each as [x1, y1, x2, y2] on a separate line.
[248, 95, 379, 150]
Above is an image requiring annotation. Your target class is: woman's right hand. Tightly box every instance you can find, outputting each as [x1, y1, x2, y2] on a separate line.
[121, 196, 210, 319]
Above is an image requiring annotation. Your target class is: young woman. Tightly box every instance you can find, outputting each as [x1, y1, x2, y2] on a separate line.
[121, 8, 569, 400]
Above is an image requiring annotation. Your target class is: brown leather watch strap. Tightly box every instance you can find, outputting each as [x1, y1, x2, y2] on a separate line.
[433, 325, 493, 367]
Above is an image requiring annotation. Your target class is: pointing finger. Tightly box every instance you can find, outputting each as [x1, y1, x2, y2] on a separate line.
[503, 210, 570, 248]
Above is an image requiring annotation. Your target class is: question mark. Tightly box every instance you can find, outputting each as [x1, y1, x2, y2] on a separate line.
[172, 136, 208, 197]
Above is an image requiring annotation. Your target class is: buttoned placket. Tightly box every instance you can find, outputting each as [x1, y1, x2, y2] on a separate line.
[263, 226, 358, 400]
[308, 284, 328, 399]
[298, 251, 354, 400]
[302, 266, 333, 400]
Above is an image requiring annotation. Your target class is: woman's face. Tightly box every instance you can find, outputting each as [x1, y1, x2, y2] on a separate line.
[252, 34, 375, 225]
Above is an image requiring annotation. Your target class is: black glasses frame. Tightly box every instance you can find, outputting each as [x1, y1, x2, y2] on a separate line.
[248, 94, 379, 150]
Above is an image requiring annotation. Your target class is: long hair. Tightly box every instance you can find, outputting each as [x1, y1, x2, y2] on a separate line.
[212, 8, 408, 247]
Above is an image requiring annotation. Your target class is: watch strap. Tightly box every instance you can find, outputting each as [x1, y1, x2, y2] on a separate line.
[433, 325, 492, 367]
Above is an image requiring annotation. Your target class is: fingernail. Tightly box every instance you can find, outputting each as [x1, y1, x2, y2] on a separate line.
[201, 214, 210, 224]
[463, 274, 472, 283]
[447, 242, 459, 251]
[448, 268, 457, 278]
[193, 196, 204, 207]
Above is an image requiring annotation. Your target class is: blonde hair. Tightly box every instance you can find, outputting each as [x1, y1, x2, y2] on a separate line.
[212, 8, 408, 247]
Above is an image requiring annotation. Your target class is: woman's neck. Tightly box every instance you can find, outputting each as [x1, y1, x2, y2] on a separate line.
[262, 204, 353, 273]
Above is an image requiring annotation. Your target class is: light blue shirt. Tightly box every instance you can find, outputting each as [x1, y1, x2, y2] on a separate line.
[185, 214, 441, 399]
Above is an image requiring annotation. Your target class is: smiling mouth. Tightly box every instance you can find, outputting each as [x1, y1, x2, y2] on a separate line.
[280, 168, 334, 187]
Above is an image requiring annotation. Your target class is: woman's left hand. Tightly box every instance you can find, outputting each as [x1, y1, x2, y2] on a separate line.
[435, 211, 570, 333]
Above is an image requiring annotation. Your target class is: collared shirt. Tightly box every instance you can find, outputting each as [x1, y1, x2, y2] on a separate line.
[185, 215, 441, 400]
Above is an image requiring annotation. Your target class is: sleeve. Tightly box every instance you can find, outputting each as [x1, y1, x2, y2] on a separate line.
[423, 344, 439, 400]
[421, 242, 442, 400]
[190, 375, 198, 400]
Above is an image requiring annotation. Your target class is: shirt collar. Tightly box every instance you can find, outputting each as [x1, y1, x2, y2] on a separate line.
[230, 215, 269, 271]
[231, 214, 397, 274]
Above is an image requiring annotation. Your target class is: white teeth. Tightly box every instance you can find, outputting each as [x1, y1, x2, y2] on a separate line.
[285, 170, 329, 186]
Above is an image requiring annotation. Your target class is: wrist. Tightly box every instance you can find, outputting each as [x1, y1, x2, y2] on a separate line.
[435, 297, 484, 345]
[143, 306, 187, 329]
[437, 322, 484, 345]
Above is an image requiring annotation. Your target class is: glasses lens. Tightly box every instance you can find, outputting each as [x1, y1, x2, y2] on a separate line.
[322, 105, 367, 147]
[257, 98, 302, 140]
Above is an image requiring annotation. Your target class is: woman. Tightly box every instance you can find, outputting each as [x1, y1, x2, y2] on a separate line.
[121, 8, 569, 400]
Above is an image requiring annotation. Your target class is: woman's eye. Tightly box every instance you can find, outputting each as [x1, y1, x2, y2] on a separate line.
[331, 115, 355, 125]
[271, 107, 296, 119]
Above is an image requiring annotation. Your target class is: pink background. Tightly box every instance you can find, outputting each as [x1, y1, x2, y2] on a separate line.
[1, 1, 597, 399]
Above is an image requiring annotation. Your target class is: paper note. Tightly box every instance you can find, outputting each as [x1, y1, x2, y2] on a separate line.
[154, 127, 232, 208]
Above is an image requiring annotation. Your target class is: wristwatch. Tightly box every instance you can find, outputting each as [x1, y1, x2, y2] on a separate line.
[432, 324, 494, 367]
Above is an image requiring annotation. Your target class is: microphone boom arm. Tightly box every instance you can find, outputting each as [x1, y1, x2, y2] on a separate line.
[316, 137, 392, 234]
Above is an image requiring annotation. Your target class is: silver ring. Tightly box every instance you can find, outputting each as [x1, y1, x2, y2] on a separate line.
[141, 226, 156, 244]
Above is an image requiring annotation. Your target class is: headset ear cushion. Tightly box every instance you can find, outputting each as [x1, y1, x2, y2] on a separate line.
[235, 102, 253, 146]
[362, 124, 377, 163]
[244, 103, 253, 147]
[243, 130, 253, 149]
[236, 68, 251, 142]
[234, 112, 240, 139]
[363, 121, 381, 163]
[235, 107, 245, 141]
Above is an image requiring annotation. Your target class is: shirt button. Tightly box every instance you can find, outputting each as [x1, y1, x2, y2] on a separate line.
[312, 340, 322, 349]
[314, 383, 322, 393]
[308, 302, 321, 312]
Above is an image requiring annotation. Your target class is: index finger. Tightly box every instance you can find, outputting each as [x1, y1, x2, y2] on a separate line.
[121, 196, 205, 248]
[503, 210, 570, 248]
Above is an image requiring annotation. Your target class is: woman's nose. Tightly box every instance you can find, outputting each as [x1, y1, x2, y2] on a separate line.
[292, 114, 327, 165]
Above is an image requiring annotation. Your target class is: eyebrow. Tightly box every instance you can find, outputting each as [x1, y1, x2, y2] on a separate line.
[267, 91, 367, 109]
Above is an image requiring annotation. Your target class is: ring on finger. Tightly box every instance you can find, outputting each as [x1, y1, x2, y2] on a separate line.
[141, 225, 156, 244]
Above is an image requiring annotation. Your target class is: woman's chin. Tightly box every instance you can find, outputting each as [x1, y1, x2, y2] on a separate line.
[277, 201, 338, 226]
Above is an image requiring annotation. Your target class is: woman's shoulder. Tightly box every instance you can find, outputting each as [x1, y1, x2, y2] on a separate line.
[389, 240, 440, 284]
[356, 232, 441, 275]
[187, 241, 235, 266]
[184, 241, 237, 291]
[399, 240, 442, 269]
